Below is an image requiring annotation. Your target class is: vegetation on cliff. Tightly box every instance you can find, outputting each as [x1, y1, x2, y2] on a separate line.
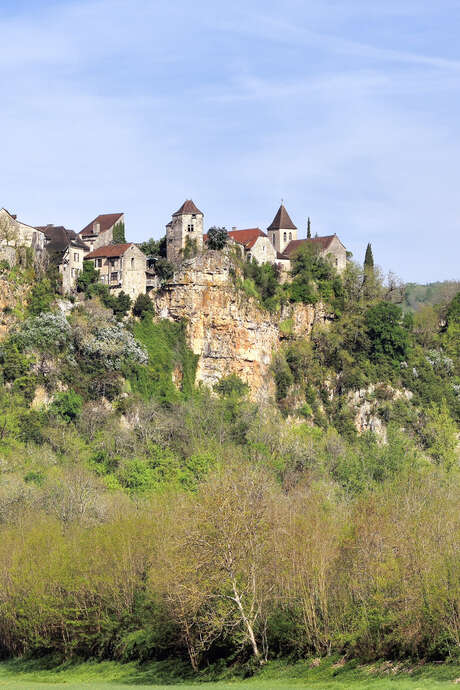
[0, 256, 457, 674]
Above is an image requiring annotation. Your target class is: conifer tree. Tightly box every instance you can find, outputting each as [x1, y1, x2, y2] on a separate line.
[364, 243, 374, 271]
[307, 217, 311, 239]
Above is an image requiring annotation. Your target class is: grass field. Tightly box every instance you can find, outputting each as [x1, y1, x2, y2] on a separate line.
[0, 657, 458, 689]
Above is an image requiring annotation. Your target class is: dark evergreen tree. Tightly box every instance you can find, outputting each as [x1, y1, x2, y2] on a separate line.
[364, 243, 374, 271]
[112, 221, 126, 244]
[307, 217, 312, 239]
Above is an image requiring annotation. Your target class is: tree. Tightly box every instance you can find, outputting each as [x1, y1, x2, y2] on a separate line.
[77, 260, 99, 294]
[139, 236, 167, 257]
[154, 257, 174, 281]
[307, 217, 311, 239]
[364, 301, 410, 365]
[207, 226, 228, 250]
[364, 243, 374, 271]
[26, 278, 55, 315]
[153, 466, 277, 667]
[112, 221, 126, 244]
[132, 293, 154, 318]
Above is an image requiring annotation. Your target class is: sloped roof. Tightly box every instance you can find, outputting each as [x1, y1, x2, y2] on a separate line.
[80, 213, 123, 237]
[85, 243, 133, 259]
[228, 228, 267, 250]
[172, 199, 203, 216]
[37, 225, 89, 252]
[280, 235, 337, 258]
[0, 208, 43, 232]
[267, 204, 297, 231]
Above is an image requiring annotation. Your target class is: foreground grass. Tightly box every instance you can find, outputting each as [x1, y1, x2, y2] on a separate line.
[0, 657, 458, 688]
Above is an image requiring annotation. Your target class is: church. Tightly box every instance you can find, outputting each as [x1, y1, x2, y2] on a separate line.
[165, 200, 347, 274]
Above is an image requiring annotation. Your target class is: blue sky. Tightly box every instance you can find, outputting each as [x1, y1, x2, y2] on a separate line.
[1, 0, 459, 282]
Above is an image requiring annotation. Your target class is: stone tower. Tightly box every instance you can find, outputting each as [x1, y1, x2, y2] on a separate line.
[267, 203, 297, 254]
[166, 199, 204, 264]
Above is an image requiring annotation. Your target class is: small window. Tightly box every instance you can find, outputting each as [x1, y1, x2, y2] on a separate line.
[74, 253, 79, 262]
[131, 257, 134, 268]
[335, 258, 338, 266]
[289, 233, 292, 241]
[283, 232, 287, 242]
[187, 224, 194, 233]
[111, 272, 118, 282]
[272, 235, 276, 247]
[97, 258, 102, 268]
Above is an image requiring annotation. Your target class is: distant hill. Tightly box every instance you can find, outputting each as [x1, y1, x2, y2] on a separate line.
[403, 280, 460, 311]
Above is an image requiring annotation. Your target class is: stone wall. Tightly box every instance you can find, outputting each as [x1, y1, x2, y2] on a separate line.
[152, 250, 327, 400]
[247, 236, 277, 264]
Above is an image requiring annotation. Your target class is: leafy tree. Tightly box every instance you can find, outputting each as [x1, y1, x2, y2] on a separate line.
[132, 293, 154, 318]
[207, 226, 228, 250]
[0, 341, 31, 381]
[77, 260, 99, 294]
[112, 221, 126, 244]
[364, 301, 410, 366]
[154, 258, 174, 282]
[139, 236, 167, 257]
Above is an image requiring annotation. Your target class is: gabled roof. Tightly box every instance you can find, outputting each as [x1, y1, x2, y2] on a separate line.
[172, 199, 203, 216]
[280, 235, 338, 258]
[85, 243, 134, 259]
[0, 208, 43, 232]
[37, 225, 89, 252]
[267, 204, 297, 231]
[80, 213, 124, 237]
[228, 228, 267, 250]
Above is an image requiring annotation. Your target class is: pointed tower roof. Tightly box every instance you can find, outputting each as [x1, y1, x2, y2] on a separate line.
[267, 204, 297, 231]
[173, 199, 203, 216]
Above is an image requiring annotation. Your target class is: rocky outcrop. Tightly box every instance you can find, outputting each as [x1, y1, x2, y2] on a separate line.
[152, 251, 328, 399]
[0, 276, 30, 339]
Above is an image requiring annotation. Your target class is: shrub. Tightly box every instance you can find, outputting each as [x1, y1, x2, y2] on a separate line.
[214, 374, 249, 398]
[49, 390, 83, 423]
[132, 293, 154, 318]
[26, 278, 55, 315]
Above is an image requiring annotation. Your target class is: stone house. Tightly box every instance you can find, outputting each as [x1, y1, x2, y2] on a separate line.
[84, 243, 147, 299]
[278, 233, 347, 274]
[166, 200, 204, 264]
[227, 228, 277, 264]
[79, 213, 124, 252]
[0, 208, 46, 263]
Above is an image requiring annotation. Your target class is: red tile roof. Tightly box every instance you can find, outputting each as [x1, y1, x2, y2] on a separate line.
[228, 228, 267, 249]
[172, 199, 203, 216]
[267, 204, 297, 231]
[80, 213, 123, 237]
[85, 243, 133, 259]
[280, 235, 337, 258]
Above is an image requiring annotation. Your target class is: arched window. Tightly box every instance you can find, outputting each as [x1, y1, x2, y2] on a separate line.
[131, 257, 134, 268]
[283, 232, 287, 242]
[289, 233, 292, 241]
[272, 235, 276, 246]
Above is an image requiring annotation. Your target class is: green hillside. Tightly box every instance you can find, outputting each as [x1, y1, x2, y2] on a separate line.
[0, 254, 458, 680]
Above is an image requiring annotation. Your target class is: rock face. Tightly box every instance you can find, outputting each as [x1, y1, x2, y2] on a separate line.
[153, 251, 327, 399]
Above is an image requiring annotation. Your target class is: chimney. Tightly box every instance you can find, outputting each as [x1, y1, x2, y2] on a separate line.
[232, 226, 237, 232]
[93, 221, 100, 235]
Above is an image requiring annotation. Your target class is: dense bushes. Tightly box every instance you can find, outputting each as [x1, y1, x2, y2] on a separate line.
[0, 463, 457, 665]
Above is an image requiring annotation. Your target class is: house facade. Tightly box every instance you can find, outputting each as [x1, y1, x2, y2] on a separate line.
[84, 243, 147, 299]
[0, 208, 46, 261]
[79, 213, 124, 252]
[227, 228, 277, 264]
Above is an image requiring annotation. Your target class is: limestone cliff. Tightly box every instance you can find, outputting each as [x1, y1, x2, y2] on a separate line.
[152, 251, 328, 399]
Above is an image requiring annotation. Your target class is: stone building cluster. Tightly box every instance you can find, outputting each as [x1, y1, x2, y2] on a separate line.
[0, 199, 347, 302]
[169, 200, 347, 274]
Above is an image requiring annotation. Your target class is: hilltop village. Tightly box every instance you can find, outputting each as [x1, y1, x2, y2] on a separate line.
[0, 201, 347, 300]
